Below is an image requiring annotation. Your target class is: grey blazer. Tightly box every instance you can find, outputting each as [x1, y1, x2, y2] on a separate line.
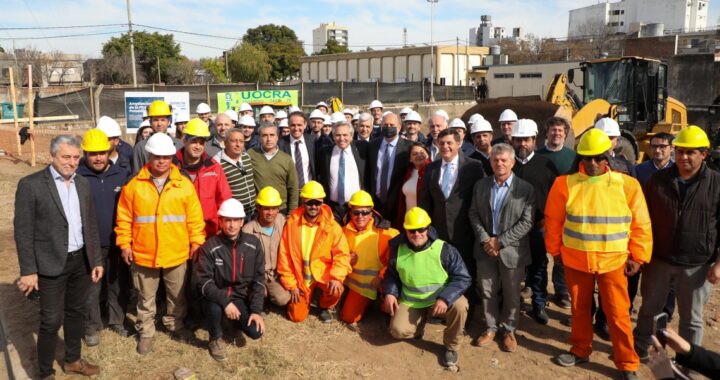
[468, 175, 535, 269]
[14, 166, 103, 277]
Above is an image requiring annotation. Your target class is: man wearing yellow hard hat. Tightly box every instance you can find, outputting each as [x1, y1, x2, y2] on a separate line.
[340, 190, 399, 326]
[77, 129, 132, 344]
[276, 181, 351, 323]
[383, 207, 471, 368]
[131, 100, 184, 175]
[545, 128, 652, 380]
[635, 125, 720, 362]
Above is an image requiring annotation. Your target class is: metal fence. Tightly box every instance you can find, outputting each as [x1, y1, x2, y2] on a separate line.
[33, 81, 476, 121]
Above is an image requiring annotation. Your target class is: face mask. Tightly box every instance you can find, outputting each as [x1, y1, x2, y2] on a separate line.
[382, 126, 398, 138]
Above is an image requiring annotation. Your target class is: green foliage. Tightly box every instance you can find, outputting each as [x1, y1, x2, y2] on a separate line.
[313, 39, 349, 56]
[0, 45, 4, 53]
[101, 31, 184, 83]
[227, 43, 272, 83]
[162, 57, 194, 85]
[200, 57, 228, 83]
[242, 24, 305, 81]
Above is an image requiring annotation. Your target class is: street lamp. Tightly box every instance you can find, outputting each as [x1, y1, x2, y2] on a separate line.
[428, 0, 438, 102]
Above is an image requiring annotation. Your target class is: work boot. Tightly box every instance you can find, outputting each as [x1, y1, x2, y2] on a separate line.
[319, 309, 333, 323]
[554, 352, 589, 367]
[83, 333, 100, 347]
[208, 338, 227, 362]
[63, 359, 101, 376]
[530, 307, 549, 325]
[137, 337, 153, 355]
[443, 349, 459, 367]
[471, 330, 496, 347]
[593, 322, 611, 341]
[501, 331, 517, 352]
[635, 343, 650, 363]
[621, 371, 639, 380]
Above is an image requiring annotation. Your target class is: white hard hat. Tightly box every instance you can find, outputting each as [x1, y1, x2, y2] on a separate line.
[224, 109, 239, 122]
[450, 118, 466, 130]
[323, 115, 332, 125]
[278, 118, 289, 128]
[239, 103, 253, 112]
[288, 106, 301, 114]
[470, 119, 493, 134]
[259, 105, 275, 116]
[309, 109, 325, 120]
[142, 109, 148, 118]
[399, 107, 412, 116]
[404, 111, 422, 123]
[433, 109, 449, 121]
[369, 100, 383, 110]
[239, 115, 256, 127]
[196, 103, 211, 114]
[140, 119, 151, 127]
[96, 116, 121, 137]
[468, 113, 484, 126]
[174, 113, 190, 124]
[352, 113, 359, 122]
[316, 101, 329, 109]
[342, 108, 354, 116]
[330, 112, 346, 124]
[217, 198, 246, 218]
[499, 109, 518, 122]
[511, 119, 538, 137]
[594, 117, 620, 137]
[145, 133, 177, 156]
[275, 110, 288, 119]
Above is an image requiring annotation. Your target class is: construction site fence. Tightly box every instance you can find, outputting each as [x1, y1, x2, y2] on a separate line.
[23, 82, 475, 122]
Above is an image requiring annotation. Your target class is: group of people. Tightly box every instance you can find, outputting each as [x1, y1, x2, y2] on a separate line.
[13, 97, 720, 380]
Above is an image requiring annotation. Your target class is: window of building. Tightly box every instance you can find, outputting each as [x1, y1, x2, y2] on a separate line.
[494, 73, 514, 79]
[520, 72, 542, 78]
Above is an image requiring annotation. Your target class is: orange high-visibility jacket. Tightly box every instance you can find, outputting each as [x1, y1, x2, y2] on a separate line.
[545, 166, 652, 274]
[277, 204, 351, 292]
[115, 164, 206, 268]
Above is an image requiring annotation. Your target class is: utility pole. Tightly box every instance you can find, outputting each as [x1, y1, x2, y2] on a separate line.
[456, 37, 459, 86]
[127, 0, 137, 87]
[156, 56, 161, 84]
[428, 0, 438, 102]
[223, 50, 230, 81]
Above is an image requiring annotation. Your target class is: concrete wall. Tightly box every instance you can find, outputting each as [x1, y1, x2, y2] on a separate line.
[667, 53, 717, 108]
[485, 61, 583, 99]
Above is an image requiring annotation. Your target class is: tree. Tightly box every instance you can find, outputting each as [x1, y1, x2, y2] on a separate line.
[313, 39, 349, 56]
[101, 31, 183, 84]
[200, 57, 228, 83]
[227, 42, 272, 83]
[162, 57, 194, 85]
[243, 24, 305, 81]
[0, 45, 4, 53]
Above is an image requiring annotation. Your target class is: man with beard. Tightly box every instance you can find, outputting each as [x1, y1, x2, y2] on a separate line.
[468, 117, 494, 176]
[492, 109, 517, 146]
[402, 111, 426, 143]
[239, 115, 259, 150]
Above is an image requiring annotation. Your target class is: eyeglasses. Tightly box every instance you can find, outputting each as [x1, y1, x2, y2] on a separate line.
[651, 144, 670, 149]
[581, 155, 608, 163]
[305, 200, 323, 207]
[407, 227, 429, 234]
[352, 210, 372, 216]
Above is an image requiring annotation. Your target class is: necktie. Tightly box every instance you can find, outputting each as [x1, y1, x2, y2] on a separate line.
[338, 150, 346, 204]
[379, 143, 392, 201]
[441, 162, 453, 198]
[294, 140, 305, 187]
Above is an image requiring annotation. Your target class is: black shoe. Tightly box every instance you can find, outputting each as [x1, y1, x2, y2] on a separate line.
[319, 309, 333, 323]
[83, 333, 100, 347]
[554, 352, 589, 367]
[530, 307, 549, 325]
[109, 324, 129, 337]
[443, 349, 459, 367]
[635, 344, 649, 363]
[593, 322, 611, 341]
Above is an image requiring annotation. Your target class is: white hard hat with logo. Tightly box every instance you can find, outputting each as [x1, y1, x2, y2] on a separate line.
[594, 117, 621, 137]
[309, 109, 325, 120]
[369, 100, 383, 110]
[259, 105, 275, 116]
[511, 119, 538, 137]
[224, 109, 239, 122]
[239, 115, 256, 127]
[196, 103, 211, 114]
[404, 111, 422, 123]
[145, 133, 177, 156]
[218, 198, 246, 218]
[450, 118, 466, 130]
[499, 109, 518, 122]
[96, 116, 121, 138]
[470, 119, 493, 134]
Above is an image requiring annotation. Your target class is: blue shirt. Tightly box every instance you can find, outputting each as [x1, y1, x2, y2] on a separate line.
[376, 136, 399, 195]
[635, 159, 674, 186]
[491, 174, 514, 235]
[49, 165, 84, 252]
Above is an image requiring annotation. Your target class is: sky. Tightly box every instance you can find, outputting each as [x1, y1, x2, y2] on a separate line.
[2, 0, 719, 59]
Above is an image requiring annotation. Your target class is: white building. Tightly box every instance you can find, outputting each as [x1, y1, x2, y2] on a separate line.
[568, 0, 709, 37]
[485, 61, 583, 99]
[312, 22, 349, 54]
[469, 15, 523, 46]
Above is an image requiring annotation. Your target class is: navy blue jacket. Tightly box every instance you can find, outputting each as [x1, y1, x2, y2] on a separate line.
[77, 160, 130, 248]
[635, 159, 674, 186]
[117, 139, 133, 163]
[383, 227, 471, 306]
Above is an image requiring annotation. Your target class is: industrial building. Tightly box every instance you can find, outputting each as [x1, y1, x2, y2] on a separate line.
[484, 61, 583, 99]
[469, 15, 523, 47]
[312, 22, 349, 54]
[300, 45, 490, 85]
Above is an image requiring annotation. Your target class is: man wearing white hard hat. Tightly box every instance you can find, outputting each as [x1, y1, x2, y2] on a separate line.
[224, 109, 239, 127]
[238, 102, 253, 117]
[510, 119, 562, 326]
[275, 109, 288, 123]
[401, 111, 426, 143]
[174, 114, 190, 140]
[131, 100, 184, 175]
[239, 115, 259, 150]
[259, 105, 275, 123]
[96, 115, 132, 168]
[307, 109, 326, 140]
[342, 108, 354, 123]
[316, 101, 329, 115]
[468, 118, 494, 176]
[399, 107, 412, 122]
[594, 117, 636, 176]
[195, 198, 266, 362]
[278, 118, 290, 137]
[449, 118, 475, 156]
[369, 100, 384, 131]
[492, 109, 518, 146]
[196, 103, 214, 133]
[317, 115, 334, 151]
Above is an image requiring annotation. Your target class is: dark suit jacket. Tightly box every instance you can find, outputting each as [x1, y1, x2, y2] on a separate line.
[14, 166, 103, 277]
[468, 175, 535, 269]
[366, 136, 412, 225]
[418, 155, 486, 262]
[315, 141, 368, 200]
[280, 133, 318, 181]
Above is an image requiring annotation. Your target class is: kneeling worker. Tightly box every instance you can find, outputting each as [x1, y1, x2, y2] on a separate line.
[196, 198, 266, 361]
[383, 207, 472, 368]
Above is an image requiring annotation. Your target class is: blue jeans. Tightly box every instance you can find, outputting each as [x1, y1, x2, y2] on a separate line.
[203, 298, 263, 341]
[526, 230, 568, 309]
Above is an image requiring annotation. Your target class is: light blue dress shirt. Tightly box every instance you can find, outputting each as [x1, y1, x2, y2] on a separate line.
[49, 165, 84, 252]
[490, 173, 514, 236]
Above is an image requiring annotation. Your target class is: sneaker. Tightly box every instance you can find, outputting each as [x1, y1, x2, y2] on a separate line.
[83, 333, 100, 347]
[208, 338, 227, 362]
[319, 309, 333, 323]
[136, 337, 153, 355]
[552, 295, 572, 309]
[554, 352, 589, 367]
[471, 330, 496, 347]
[593, 322, 611, 341]
[621, 371, 639, 380]
[530, 307, 549, 325]
[443, 349, 459, 367]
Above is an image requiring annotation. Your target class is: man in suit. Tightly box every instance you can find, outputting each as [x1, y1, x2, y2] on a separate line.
[366, 112, 412, 227]
[468, 143, 535, 353]
[280, 111, 317, 189]
[316, 122, 367, 222]
[15, 135, 104, 379]
[418, 128, 486, 321]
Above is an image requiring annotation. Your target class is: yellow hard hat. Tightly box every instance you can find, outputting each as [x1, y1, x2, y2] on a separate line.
[147, 100, 172, 117]
[576, 128, 612, 156]
[348, 190, 374, 208]
[300, 180, 326, 200]
[403, 207, 432, 230]
[183, 118, 210, 138]
[81, 128, 111, 152]
[256, 186, 283, 207]
[673, 125, 710, 149]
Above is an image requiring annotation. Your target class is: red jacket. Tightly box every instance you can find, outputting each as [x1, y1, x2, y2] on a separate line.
[175, 150, 232, 236]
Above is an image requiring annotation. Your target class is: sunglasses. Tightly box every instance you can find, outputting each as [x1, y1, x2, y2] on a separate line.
[352, 210, 372, 216]
[407, 227, 429, 234]
[581, 155, 608, 163]
[305, 200, 323, 207]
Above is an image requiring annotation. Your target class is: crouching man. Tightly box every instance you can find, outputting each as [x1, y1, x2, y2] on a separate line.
[196, 198, 266, 361]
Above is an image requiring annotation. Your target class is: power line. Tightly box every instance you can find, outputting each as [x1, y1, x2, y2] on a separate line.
[0, 31, 125, 40]
[0, 24, 126, 30]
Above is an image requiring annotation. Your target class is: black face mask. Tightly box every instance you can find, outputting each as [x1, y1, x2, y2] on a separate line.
[382, 126, 398, 138]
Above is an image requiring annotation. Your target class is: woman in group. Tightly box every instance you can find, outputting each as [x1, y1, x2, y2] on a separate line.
[396, 142, 431, 228]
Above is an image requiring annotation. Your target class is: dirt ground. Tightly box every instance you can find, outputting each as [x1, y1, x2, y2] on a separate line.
[1, 156, 719, 380]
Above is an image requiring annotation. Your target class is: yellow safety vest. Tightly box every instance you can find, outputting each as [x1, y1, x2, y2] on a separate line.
[345, 228, 382, 300]
[563, 171, 632, 252]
